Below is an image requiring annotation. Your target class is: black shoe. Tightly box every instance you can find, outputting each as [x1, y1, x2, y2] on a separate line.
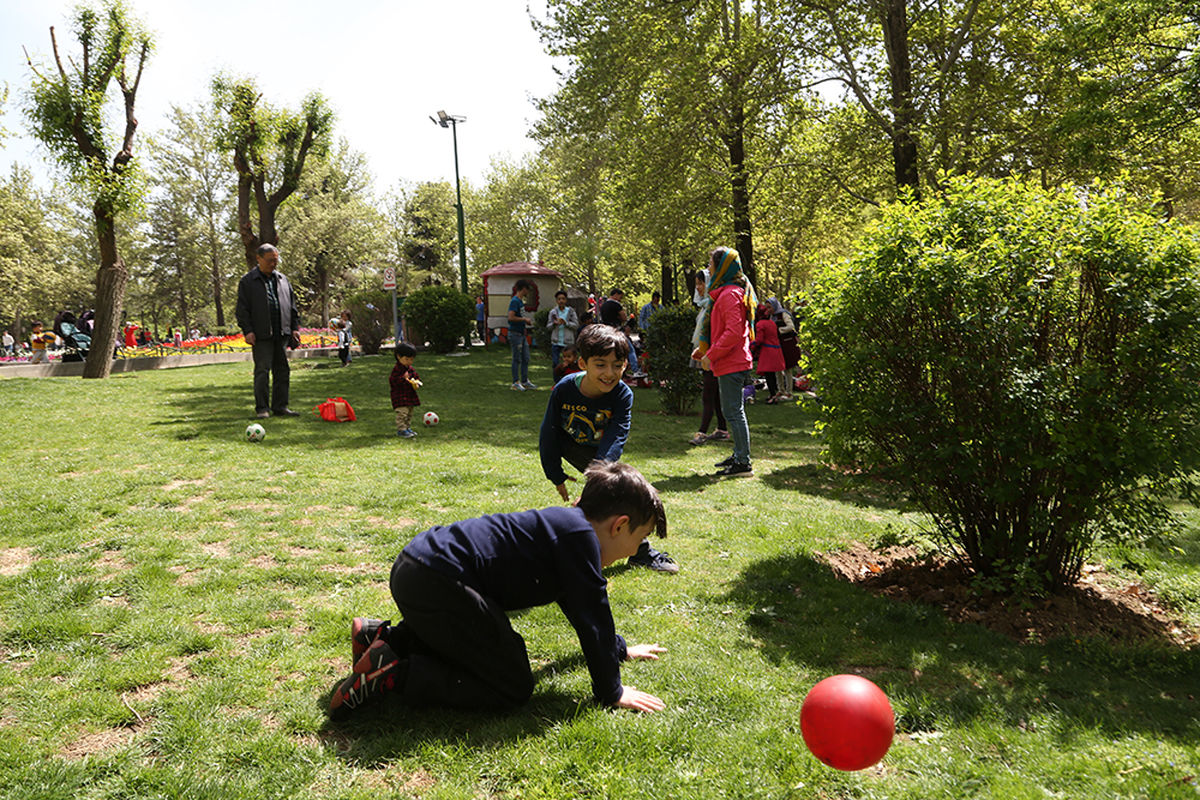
[273, 407, 301, 417]
[715, 455, 735, 468]
[627, 544, 680, 574]
[350, 617, 389, 662]
[255, 410, 270, 419]
[329, 639, 405, 721]
[715, 462, 754, 477]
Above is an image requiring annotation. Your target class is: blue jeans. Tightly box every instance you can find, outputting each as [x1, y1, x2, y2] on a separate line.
[510, 334, 530, 383]
[717, 370, 751, 465]
[551, 344, 565, 369]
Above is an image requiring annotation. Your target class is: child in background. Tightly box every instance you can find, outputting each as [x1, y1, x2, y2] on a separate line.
[389, 342, 422, 439]
[553, 345, 581, 382]
[29, 321, 52, 364]
[753, 304, 786, 403]
[336, 310, 354, 366]
[539, 325, 678, 573]
[329, 461, 669, 720]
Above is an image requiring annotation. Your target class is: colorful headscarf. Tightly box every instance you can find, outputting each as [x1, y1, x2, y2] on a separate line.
[696, 247, 757, 356]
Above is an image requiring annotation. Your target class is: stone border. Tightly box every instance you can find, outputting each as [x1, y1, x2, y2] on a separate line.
[0, 347, 342, 379]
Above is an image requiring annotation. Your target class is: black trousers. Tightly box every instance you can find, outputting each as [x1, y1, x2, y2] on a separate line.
[389, 553, 534, 710]
[251, 336, 290, 413]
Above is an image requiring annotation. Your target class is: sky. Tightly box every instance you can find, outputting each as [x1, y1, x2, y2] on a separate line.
[0, 0, 564, 192]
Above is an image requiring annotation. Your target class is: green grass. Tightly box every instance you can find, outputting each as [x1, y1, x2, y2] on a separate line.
[1, 349, 1197, 799]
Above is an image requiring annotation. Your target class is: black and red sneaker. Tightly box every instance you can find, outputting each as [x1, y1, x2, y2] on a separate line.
[351, 617, 389, 662]
[329, 639, 405, 721]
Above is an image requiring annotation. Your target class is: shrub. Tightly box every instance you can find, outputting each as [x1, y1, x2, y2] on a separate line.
[346, 289, 392, 354]
[643, 303, 703, 415]
[403, 285, 475, 353]
[802, 176, 1200, 594]
[533, 307, 552, 353]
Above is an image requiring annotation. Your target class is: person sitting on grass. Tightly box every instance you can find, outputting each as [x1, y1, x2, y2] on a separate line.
[329, 461, 669, 720]
[539, 324, 679, 574]
[389, 342, 422, 439]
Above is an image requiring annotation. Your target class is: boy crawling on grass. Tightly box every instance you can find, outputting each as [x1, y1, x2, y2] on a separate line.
[329, 461, 669, 720]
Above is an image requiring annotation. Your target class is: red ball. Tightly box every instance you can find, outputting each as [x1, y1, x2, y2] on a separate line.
[800, 674, 895, 771]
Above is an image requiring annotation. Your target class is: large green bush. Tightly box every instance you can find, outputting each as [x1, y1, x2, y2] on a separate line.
[643, 303, 703, 415]
[402, 285, 475, 353]
[803, 176, 1200, 594]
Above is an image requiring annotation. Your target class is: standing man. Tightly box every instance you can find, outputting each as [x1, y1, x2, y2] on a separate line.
[638, 292, 662, 333]
[236, 244, 302, 419]
[508, 279, 537, 391]
[546, 290, 579, 371]
[2, 329, 14, 356]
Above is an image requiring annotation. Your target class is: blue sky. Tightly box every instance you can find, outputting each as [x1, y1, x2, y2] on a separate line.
[0, 0, 563, 191]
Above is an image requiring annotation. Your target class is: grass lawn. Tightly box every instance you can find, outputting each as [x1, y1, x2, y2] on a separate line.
[1, 348, 1197, 799]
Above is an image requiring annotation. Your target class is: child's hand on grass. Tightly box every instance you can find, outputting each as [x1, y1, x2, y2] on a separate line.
[626, 643, 666, 660]
[615, 685, 665, 713]
[555, 476, 577, 502]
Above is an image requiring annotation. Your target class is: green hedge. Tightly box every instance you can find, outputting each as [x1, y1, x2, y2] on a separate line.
[803, 176, 1200, 594]
[643, 303, 703, 415]
[403, 285, 475, 353]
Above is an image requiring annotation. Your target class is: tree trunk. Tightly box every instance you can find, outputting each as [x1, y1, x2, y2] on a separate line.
[728, 105, 756, 287]
[660, 244, 674, 305]
[83, 208, 127, 379]
[883, 0, 920, 197]
[208, 218, 226, 327]
[236, 168, 259, 270]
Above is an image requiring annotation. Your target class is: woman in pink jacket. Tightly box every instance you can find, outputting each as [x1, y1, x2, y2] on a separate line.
[690, 247, 756, 477]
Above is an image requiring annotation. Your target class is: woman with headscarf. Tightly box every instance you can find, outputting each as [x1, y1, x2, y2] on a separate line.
[691, 247, 756, 477]
[768, 297, 801, 401]
[687, 269, 729, 446]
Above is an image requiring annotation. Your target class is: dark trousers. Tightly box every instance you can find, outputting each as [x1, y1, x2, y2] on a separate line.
[389, 553, 534, 710]
[700, 369, 727, 433]
[251, 336, 290, 413]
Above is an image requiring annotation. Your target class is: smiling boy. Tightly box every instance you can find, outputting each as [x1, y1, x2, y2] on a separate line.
[538, 325, 679, 573]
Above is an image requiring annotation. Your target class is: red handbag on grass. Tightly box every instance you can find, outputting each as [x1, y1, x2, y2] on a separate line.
[315, 397, 356, 422]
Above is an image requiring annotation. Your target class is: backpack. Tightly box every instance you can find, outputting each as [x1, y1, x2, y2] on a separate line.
[315, 397, 356, 422]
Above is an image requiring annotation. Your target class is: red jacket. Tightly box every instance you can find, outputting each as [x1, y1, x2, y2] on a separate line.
[389, 363, 422, 408]
[706, 284, 753, 377]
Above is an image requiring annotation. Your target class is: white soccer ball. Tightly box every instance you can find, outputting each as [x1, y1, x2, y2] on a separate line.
[423, 411, 439, 426]
[245, 423, 266, 442]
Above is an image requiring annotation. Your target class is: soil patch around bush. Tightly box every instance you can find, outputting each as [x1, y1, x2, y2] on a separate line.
[818, 543, 1198, 648]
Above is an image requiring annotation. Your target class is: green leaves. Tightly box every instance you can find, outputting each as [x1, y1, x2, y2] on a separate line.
[805, 175, 1200, 593]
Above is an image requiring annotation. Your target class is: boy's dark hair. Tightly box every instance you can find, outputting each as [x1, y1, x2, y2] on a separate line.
[608, 288, 624, 298]
[31, 320, 43, 329]
[577, 462, 667, 539]
[514, 279, 534, 293]
[576, 324, 629, 362]
[554, 289, 567, 299]
[394, 342, 417, 359]
[562, 344, 577, 356]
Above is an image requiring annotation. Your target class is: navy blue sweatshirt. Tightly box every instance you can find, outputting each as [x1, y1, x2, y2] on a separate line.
[402, 506, 628, 705]
[539, 373, 633, 485]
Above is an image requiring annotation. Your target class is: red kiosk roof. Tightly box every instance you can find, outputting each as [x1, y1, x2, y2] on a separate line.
[481, 262, 563, 278]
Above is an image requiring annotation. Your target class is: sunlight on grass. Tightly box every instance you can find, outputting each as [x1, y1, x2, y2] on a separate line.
[0, 350, 1197, 799]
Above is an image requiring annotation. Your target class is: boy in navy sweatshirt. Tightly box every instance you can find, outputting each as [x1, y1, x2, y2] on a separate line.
[539, 324, 679, 573]
[329, 462, 669, 720]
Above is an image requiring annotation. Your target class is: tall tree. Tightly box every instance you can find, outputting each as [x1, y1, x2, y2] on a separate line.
[24, 0, 152, 378]
[211, 75, 333, 269]
[149, 105, 237, 327]
[277, 141, 383, 323]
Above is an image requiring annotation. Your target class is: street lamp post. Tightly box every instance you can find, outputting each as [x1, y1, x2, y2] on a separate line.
[430, 110, 469, 294]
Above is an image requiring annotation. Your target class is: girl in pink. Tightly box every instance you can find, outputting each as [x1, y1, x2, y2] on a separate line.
[753, 304, 786, 403]
[690, 247, 756, 477]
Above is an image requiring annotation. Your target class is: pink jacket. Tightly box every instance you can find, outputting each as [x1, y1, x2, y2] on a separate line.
[707, 284, 753, 377]
[754, 318, 786, 374]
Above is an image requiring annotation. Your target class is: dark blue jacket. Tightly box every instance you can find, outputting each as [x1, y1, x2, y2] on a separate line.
[235, 267, 300, 341]
[403, 506, 628, 705]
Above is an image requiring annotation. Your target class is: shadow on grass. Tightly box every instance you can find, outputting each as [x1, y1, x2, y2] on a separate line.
[156, 351, 558, 451]
[723, 550, 1200, 742]
[316, 679, 591, 765]
[758, 463, 910, 511]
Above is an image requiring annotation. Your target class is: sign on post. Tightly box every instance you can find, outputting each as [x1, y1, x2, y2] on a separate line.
[382, 267, 396, 291]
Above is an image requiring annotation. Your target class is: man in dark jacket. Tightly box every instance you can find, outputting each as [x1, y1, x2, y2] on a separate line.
[236, 244, 302, 418]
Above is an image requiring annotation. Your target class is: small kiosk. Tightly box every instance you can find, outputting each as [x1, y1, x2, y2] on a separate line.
[481, 261, 564, 342]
